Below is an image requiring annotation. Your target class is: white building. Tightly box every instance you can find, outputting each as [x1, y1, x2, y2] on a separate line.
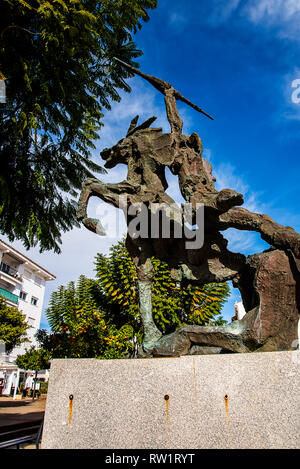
[233, 301, 246, 321]
[0, 239, 55, 396]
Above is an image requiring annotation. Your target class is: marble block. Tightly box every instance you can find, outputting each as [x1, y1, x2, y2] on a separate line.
[41, 351, 300, 449]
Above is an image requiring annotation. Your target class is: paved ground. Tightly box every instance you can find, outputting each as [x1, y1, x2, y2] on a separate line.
[0, 395, 46, 427]
[0, 396, 46, 449]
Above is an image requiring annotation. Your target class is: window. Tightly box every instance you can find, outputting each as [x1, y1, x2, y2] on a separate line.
[31, 297, 38, 306]
[28, 317, 35, 326]
[34, 275, 43, 286]
[23, 269, 32, 280]
[0, 262, 17, 276]
[19, 291, 27, 301]
[1, 262, 10, 274]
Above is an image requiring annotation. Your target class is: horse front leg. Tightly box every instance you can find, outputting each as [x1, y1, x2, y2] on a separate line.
[77, 178, 137, 234]
[77, 178, 107, 235]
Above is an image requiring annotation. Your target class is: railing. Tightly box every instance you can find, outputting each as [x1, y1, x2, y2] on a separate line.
[0, 288, 19, 304]
[0, 419, 44, 449]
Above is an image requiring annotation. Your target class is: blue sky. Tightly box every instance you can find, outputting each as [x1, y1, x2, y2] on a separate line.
[4, 0, 300, 326]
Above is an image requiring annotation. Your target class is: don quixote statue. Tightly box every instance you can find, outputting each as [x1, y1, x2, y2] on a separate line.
[77, 59, 300, 357]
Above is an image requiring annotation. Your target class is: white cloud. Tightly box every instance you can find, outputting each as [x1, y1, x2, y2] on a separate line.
[213, 162, 249, 195]
[241, 0, 300, 41]
[244, 0, 300, 23]
[223, 227, 269, 256]
[207, 0, 300, 28]
[194, 0, 300, 41]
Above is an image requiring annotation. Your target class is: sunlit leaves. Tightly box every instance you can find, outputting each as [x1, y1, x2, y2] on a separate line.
[0, 296, 29, 353]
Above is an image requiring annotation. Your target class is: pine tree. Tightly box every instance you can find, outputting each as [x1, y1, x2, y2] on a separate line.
[0, 0, 157, 252]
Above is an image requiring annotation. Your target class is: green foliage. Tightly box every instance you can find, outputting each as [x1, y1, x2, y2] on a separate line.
[95, 242, 140, 324]
[15, 345, 50, 371]
[44, 275, 135, 358]
[0, 0, 157, 252]
[95, 239, 230, 336]
[0, 296, 29, 353]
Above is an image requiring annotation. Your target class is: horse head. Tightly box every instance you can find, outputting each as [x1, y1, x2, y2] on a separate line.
[100, 115, 158, 168]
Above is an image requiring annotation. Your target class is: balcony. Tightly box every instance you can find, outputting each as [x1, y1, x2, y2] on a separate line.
[0, 262, 18, 277]
[0, 288, 19, 305]
[0, 262, 22, 287]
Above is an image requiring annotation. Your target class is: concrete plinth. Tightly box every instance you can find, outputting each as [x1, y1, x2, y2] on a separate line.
[41, 351, 300, 449]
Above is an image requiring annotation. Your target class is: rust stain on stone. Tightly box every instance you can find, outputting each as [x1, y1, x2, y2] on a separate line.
[68, 394, 74, 426]
[164, 394, 170, 440]
[224, 394, 229, 420]
[164, 395, 170, 422]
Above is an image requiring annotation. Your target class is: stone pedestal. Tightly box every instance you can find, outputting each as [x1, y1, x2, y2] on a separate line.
[41, 351, 300, 449]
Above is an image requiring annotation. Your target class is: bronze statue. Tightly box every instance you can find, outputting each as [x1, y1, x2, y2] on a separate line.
[77, 60, 300, 357]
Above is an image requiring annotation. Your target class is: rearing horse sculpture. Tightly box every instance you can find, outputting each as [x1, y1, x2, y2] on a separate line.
[77, 59, 300, 357]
